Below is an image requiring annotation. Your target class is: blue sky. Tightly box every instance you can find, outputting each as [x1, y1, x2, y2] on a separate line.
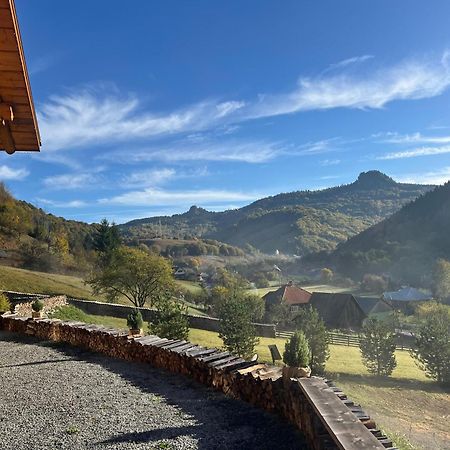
[2, 0, 450, 223]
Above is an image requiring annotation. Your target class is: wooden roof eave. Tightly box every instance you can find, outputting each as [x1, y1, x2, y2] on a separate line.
[0, 0, 41, 154]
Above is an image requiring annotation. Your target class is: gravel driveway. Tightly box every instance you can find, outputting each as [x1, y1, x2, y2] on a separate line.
[0, 331, 306, 450]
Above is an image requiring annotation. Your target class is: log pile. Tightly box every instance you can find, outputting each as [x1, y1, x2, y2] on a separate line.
[0, 315, 396, 450]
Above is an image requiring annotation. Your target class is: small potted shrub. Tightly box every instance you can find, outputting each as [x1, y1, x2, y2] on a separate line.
[282, 331, 311, 379]
[127, 310, 143, 336]
[31, 299, 44, 319]
[0, 293, 11, 316]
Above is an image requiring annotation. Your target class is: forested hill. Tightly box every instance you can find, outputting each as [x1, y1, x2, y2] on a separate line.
[326, 181, 450, 283]
[0, 183, 95, 272]
[120, 171, 434, 255]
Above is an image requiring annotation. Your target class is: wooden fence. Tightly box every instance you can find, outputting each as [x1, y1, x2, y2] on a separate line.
[276, 330, 413, 350]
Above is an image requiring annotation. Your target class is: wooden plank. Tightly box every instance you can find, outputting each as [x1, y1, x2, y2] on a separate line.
[0, 0, 11, 9]
[0, 8, 13, 28]
[12, 144, 39, 151]
[0, 29, 17, 51]
[0, 50, 21, 71]
[299, 378, 385, 450]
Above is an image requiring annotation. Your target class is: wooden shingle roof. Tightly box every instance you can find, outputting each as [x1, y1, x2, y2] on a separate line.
[0, 0, 40, 154]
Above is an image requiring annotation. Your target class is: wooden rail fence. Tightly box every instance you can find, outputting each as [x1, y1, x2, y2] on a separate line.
[276, 330, 413, 350]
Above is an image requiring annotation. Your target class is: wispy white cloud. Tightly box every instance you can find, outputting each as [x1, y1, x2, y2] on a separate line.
[106, 140, 284, 164]
[98, 188, 260, 207]
[37, 198, 87, 208]
[320, 159, 341, 166]
[38, 51, 450, 153]
[322, 55, 374, 73]
[376, 131, 450, 145]
[121, 167, 209, 188]
[247, 51, 450, 118]
[43, 172, 101, 190]
[378, 144, 450, 160]
[121, 168, 176, 188]
[38, 88, 245, 152]
[0, 165, 29, 180]
[396, 167, 450, 185]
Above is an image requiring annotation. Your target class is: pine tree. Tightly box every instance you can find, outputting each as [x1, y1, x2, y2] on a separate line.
[283, 331, 310, 367]
[149, 293, 189, 340]
[359, 318, 397, 376]
[411, 303, 450, 384]
[294, 306, 329, 374]
[218, 291, 259, 359]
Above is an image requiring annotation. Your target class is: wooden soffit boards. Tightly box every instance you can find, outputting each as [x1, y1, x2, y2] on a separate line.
[0, 0, 40, 154]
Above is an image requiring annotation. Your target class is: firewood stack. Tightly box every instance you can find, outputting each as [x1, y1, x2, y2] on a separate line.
[0, 315, 396, 450]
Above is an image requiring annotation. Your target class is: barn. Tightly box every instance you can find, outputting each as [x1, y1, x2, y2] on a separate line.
[309, 292, 367, 330]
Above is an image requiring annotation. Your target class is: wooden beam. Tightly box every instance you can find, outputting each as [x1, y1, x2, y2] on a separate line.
[0, 118, 15, 153]
[0, 102, 13, 121]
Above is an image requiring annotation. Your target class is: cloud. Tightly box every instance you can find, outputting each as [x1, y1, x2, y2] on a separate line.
[376, 131, 450, 145]
[323, 55, 374, 73]
[98, 188, 260, 207]
[43, 172, 101, 190]
[38, 52, 450, 152]
[38, 88, 245, 152]
[37, 198, 87, 208]
[378, 144, 450, 160]
[247, 51, 450, 118]
[121, 168, 176, 188]
[320, 159, 341, 166]
[396, 167, 450, 185]
[107, 140, 284, 164]
[0, 165, 29, 180]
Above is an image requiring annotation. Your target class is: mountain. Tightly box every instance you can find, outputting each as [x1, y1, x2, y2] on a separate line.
[326, 181, 450, 283]
[120, 171, 434, 255]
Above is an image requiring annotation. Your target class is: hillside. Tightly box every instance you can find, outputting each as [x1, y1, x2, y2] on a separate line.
[120, 171, 433, 255]
[327, 182, 450, 283]
[0, 183, 96, 273]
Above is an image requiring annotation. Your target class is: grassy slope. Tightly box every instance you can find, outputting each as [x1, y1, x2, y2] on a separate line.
[0, 265, 97, 299]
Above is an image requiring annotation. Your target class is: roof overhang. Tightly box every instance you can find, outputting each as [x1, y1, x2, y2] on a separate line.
[0, 0, 40, 154]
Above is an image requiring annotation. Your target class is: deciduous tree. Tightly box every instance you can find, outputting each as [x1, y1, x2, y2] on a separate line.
[87, 247, 174, 307]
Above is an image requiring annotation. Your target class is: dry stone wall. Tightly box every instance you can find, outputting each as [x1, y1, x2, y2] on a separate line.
[68, 298, 276, 338]
[0, 314, 395, 450]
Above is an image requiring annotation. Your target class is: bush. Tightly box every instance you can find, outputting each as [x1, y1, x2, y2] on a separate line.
[283, 331, 310, 367]
[0, 293, 10, 313]
[359, 318, 397, 376]
[48, 305, 89, 322]
[127, 310, 143, 330]
[31, 299, 44, 312]
[149, 295, 189, 340]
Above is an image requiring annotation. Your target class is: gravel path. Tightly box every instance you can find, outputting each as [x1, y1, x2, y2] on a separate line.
[0, 331, 306, 450]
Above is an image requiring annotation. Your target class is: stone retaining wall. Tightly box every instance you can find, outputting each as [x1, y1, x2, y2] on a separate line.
[0, 314, 394, 450]
[68, 298, 276, 338]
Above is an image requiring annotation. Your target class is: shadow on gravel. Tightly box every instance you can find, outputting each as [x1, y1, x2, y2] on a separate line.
[1, 331, 307, 450]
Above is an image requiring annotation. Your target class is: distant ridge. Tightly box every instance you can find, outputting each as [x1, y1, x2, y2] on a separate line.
[328, 181, 450, 282]
[120, 171, 434, 255]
